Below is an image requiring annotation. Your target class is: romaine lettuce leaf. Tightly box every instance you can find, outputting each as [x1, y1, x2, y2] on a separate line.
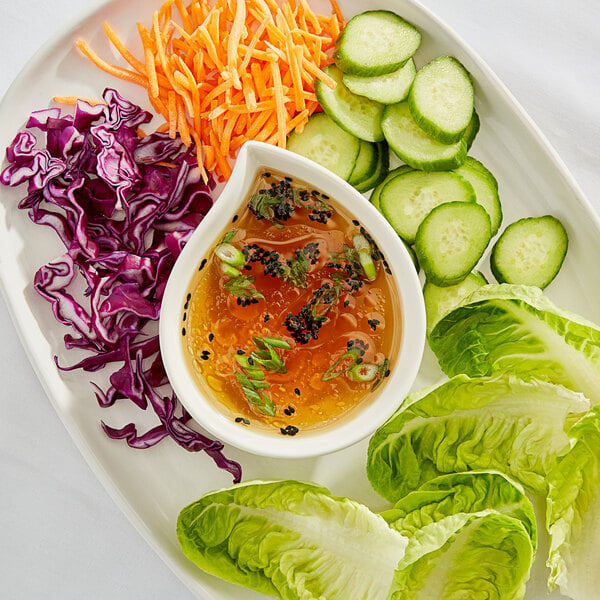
[367, 374, 589, 502]
[546, 407, 600, 600]
[429, 283, 600, 405]
[177, 479, 408, 599]
[388, 512, 534, 600]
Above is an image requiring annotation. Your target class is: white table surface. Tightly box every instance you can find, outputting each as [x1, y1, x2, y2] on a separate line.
[0, 1, 599, 599]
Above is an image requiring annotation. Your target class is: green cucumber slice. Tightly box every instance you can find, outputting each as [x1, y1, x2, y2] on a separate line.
[464, 110, 480, 150]
[316, 65, 384, 142]
[381, 102, 468, 171]
[342, 59, 416, 105]
[354, 141, 390, 193]
[423, 270, 487, 335]
[490, 215, 568, 288]
[286, 112, 360, 180]
[334, 10, 421, 77]
[415, 201, 491, 286]
[369, 164, 414, 210]
[348, 140, 378, 187]
[454, 156, 502, 236]
[409, 56, 474, 144]
[379, 170, 476, 244]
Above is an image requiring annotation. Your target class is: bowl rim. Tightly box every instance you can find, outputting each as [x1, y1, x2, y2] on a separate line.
[159, 140, 426, 459]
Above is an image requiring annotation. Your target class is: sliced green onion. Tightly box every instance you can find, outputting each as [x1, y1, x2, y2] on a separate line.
[214, 242, 246, 267]
[347, 362, 379, 382]
[220, 262, 242, 278]
[321, 350, 360, 381]
[352, 234, 377, 281]
[252, 335, 292, 350]
[234, 355, 265, 380]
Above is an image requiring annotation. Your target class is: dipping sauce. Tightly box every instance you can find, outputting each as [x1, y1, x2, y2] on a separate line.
[183, 171, 401, 435]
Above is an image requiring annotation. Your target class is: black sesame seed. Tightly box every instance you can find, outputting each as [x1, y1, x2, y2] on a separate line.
[181, 327, 186, 336]
[208, 332, 215, 342]
[236, 349, 245, 355]
[352, 219, 360, 226]
[232, 214, 239, 223]
[198, 258, 207, 271]
[280, 425, 299, 436]
[264, 314, 271, 322]
[235, 417, 251, 425]
[294, 388, 300, 396]
[183, 312, 187, 321]
[368, 318, 380, 331]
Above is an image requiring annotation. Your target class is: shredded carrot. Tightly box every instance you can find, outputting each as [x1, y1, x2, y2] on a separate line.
[76, 0, 345, 181]
[52, 96, 105, 106]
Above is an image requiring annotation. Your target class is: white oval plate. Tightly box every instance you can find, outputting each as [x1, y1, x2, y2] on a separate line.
[1, 1, 599, 599]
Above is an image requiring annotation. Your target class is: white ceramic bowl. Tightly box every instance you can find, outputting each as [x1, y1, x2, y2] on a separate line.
[159, 141, 425, 459]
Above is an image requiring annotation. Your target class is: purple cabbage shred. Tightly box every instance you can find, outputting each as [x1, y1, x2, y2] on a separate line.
[1, 88, 241, 483]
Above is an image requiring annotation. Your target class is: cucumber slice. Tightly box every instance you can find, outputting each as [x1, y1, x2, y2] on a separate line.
[286, 112, 360, 180]
[415, 201, 491, 286]
[369, 164, 414, 210]
[409, 56, 474, 144]
[342, 59, 416, 105]
[490, 215, 568, 289]
[379, 170, 476, 244]
[464, 109, 480, 150]
[348, 140, 378, 187]
[354, 141, 390, 193]
[423, 270, 487, 335]
[381, 102, 468, 171]
[334, 11, 421, 77]
[454, 156, 502, 236]
[316, 65, 384, 142]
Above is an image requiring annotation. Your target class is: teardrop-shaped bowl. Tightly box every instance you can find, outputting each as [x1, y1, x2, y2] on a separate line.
[159, 141, 425, 459]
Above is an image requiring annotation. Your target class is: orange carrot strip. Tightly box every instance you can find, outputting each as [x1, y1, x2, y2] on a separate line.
[299, 0, 322, 34]
[238, 17, 269, 73]
[270, 60, 288, 148]
[167, 91, 178, 138]
[285, 108, 310, 134]
[52, 95, 105, 106]
[174, 0, 193, 34]
[103, 23, 146, 74]
[302, 54, 336, 88]
[75, 39, 148, 86]
[144, 47, 160, 98]
[177, 97, 192, 146]
[329, 0, 345, 29]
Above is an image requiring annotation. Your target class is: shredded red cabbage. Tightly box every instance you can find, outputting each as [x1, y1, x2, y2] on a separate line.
[1, 88, 241, 483]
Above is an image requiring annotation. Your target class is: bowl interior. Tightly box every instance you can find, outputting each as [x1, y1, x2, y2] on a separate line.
[159, 140, 426, 458]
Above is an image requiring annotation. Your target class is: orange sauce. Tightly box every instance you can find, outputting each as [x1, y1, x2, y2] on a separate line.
[183, 172, 401, 434]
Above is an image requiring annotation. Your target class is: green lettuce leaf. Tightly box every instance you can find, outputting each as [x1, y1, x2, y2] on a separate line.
[382, 471, 537, 556]
[429, 283, 600, 405]
[546, 407, 600, 599]
[177, 479, 408, 599]
[367, 374, 589, 502]
[388, 513, 534, 600]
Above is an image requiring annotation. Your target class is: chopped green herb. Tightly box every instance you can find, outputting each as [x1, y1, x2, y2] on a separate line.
[223, 274, 264, 301]
[234, 336, 292, 416]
